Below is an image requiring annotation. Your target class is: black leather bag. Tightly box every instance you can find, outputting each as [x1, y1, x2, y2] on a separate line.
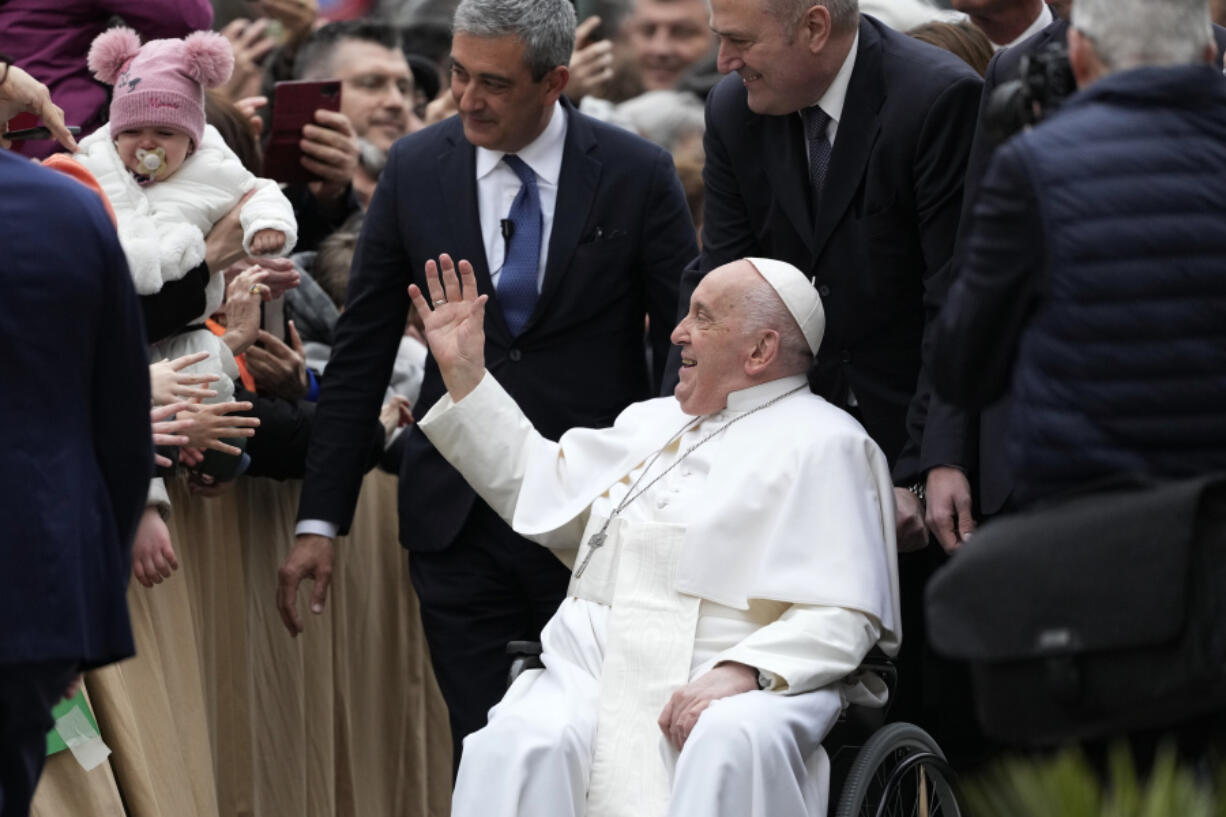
[925, 474, 1226, 746]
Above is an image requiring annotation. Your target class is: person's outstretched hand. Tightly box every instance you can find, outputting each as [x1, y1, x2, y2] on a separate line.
[407, 253, 488, 401]
[150, 352, 219, 405]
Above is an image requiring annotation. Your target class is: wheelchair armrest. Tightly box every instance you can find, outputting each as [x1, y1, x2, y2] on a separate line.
[507, 641, 544, 687]
[507, 641, 543, 657]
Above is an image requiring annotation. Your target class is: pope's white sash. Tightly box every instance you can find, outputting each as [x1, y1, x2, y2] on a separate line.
[577, 517, 700, 817]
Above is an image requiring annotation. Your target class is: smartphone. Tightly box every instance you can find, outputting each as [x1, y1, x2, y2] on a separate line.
[262, 80, 342, 185]
[574, 0, 609, 42]
[5, 125, 81, 141]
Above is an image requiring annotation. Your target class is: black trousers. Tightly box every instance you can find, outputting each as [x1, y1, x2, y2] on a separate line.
[0, 661, 77, 817]
[409, 501, 571, 775]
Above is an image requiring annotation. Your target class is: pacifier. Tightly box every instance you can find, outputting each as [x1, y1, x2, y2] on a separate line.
[134, 146, 167, 178]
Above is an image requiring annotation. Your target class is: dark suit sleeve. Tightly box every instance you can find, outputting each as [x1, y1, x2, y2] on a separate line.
[141, 261, 210, 343]
[239, 390, 386, 481]
[90, 207, 154, 550]
[932, 141, 1043, 408]
[915, 48, 1009, 476]
[637, 148, 696, 391]
[893, 73, 982, 483]
[296, 145, 411, 534]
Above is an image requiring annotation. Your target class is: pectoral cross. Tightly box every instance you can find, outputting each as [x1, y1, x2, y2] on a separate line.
[574, 529, 607, 578]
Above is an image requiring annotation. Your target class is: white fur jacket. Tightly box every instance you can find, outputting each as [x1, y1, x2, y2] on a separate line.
[75, 124, 298, 320]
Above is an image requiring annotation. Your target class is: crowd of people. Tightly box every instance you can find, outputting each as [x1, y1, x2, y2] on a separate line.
[3, 0, 1226, 814]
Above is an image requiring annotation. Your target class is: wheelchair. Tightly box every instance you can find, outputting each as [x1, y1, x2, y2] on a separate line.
[507, 643, 961, 817]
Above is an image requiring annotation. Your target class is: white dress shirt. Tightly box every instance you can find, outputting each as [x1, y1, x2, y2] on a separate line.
[801, 31, 860, 156]
[477, 99, 568, 289]
[994, 3, 1053, 50]
[296, 101, 570, 541]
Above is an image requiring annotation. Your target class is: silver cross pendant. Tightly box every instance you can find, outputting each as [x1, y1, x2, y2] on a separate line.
[574, 529, 607, 578]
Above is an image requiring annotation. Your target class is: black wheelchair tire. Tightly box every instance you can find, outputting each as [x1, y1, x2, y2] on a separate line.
[833, 722, 961, 817]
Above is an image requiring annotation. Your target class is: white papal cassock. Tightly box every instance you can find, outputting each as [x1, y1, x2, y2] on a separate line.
[418, 372, 901, 817]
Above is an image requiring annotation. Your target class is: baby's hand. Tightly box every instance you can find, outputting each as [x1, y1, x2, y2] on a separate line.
[250, 228, 286, 256]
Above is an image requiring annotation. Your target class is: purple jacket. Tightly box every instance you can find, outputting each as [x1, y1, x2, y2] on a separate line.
[0, 0, 213, 159]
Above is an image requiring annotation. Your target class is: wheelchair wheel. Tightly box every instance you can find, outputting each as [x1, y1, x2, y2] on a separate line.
[833, 722, 961, 817]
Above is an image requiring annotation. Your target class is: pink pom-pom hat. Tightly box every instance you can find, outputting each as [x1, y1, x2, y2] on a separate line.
[88, 27, 235, 147]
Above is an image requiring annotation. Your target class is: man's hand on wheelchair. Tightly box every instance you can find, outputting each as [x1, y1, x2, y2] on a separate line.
[658, 661, 759, 751]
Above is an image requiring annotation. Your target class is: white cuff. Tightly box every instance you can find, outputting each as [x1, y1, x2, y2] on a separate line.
[295, 519, 338, 539]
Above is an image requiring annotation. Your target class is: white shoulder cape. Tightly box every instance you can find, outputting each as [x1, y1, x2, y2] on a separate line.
[422, 375, 901, 650]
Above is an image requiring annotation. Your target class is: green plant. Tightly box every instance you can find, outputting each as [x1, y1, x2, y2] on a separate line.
[961, 744, 1223, 817]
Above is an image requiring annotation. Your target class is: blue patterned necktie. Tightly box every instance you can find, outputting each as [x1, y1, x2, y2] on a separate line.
[803, 106, 832, 206]
[498, 154, 542, 336]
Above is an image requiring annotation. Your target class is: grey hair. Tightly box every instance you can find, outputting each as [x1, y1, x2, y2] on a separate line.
[615, 90, 706, 154]
[740, 277, 814, 374]
[768, 0, 860, 36]
[1072, 0, 1212, 71]
[452, 0, 577, 81]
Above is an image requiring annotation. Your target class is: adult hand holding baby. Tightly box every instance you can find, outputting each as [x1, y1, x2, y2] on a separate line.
[205, 189, 258, 273]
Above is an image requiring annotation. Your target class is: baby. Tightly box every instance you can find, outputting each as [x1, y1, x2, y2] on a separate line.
[76, 27, 299, 480]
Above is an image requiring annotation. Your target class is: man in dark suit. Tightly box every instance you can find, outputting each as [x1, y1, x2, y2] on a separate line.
[0, 150, 153, 814]
[693, 0, 982, 544]
[277, 0, 696, 767]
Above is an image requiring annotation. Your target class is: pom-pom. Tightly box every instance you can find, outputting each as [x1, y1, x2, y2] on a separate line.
[181, 31, 235, 89]
[88, 27, 141, 85]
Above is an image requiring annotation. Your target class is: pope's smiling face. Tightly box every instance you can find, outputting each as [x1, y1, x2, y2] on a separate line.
[670, 261, 760, 415]
[709, 0, 830, 116]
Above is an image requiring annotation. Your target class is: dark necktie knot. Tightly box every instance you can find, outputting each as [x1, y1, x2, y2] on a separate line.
[803, 106, 831, 142]
[503, 154, 537, 189]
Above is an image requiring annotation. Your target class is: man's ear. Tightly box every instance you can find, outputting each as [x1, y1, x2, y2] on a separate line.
[746, 329, 781, 375]
[1067, 28, 1104, 88]
[542, 64, 570, 104]
[800, 4, 833, 55]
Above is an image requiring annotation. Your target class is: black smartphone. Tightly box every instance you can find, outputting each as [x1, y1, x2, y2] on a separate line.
[5, 125, 81, 141]
[574, 0, 610, 42]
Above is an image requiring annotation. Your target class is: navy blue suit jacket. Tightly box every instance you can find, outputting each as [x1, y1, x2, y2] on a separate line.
[940, 17, 1226, 514]
[298, 101, 696, 551]
[0, 151, 152, 669]
[686, 15, 982, 482]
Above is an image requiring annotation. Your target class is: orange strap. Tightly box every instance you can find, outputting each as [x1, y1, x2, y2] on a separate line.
[206, 318, 256, 392]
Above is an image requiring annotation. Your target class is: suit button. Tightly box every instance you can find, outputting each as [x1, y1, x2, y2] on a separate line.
[840, 350, 852, 364]
[818, 285, 831, 297]
[509, 349, 522, 362]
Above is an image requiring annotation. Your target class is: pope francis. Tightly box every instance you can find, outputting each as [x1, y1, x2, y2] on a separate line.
[408, 254, 901, 817]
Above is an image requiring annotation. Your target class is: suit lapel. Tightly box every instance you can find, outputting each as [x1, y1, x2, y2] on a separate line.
[436, 128, 512, 340]
[759, 113, 817, 257]
[813, 17, 885, 259]
[525, 100, 599, 334]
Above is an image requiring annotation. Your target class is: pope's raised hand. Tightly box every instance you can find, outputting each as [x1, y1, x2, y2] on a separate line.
[408, 254, 489, 401]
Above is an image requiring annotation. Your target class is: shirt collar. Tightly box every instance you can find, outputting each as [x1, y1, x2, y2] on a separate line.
[996, 3, 1053, 50]
[721, 374, 810, 415]
[804, 30, 860, 127]
[475, 99, 568, 185]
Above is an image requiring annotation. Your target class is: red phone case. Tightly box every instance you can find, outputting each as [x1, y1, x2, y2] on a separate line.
[262, 80, 343, 185]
